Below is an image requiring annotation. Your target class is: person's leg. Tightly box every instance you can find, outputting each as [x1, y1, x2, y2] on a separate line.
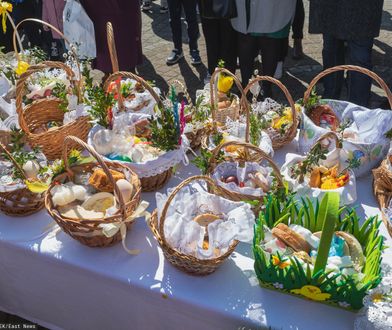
[322, 34, 345, 99]
[219, 19, 237, 74]
[346, 38, 374, 107]
[238, 32, 257, 87]
[167, 0, 183, 51]
[182, 0, 199, 52]
[292, 0, 304, 59]
[200, 18, 220, 75]
[166, 0, 184, 64]
[259, 37, 282, 97]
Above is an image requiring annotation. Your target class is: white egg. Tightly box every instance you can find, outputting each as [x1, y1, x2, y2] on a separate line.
[23, 160, 40, 179]
[115, 179, 134, 202]
[51, 185, 75, 206]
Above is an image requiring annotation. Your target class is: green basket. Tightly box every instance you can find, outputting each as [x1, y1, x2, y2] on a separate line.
[253, 192, 384, 311]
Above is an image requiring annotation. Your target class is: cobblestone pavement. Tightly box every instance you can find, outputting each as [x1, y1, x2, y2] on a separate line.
[138, 0, 392, 107]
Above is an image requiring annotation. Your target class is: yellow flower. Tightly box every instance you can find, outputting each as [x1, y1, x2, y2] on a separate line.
[25, 180, 49, 194]
[370, 292, 384, 303]
[15, 61, 30, 76]
[291, 285, 331, 301]
[217, 74, 234, 93]
[271, 255, 290, 269]
[0, 1, 12, 33]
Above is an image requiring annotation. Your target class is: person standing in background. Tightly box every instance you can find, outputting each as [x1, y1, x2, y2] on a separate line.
[166, 0, 201, 66]
[42, 0, 66, 60]
[12, 0, 43, 49]
[291, 0, 304, 59]
[231, 0, 296, 97]
[198, 0, 238, 82]
[309, 0, 384, 107]
[80, 0, 142, 73]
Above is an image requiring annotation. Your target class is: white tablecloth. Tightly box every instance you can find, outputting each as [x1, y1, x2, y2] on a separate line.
[0, 140, 391, 330]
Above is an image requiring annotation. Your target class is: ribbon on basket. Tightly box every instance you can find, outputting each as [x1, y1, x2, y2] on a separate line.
[0, 1, 12, 33]
[23, 201, 150, 255]
[98, 200, 150, 255]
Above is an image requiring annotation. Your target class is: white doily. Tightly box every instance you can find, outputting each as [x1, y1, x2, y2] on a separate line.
[354, 271, 392, 330]
[88, 125, 190, 178]
[156, 183, 255, 259]
[111, 78, 161, 116]
[211, 161, 273, 197]
[281, 148, 357, 206]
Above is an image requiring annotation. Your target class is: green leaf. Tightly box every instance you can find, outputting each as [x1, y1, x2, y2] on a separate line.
[313, 192, 340, 275]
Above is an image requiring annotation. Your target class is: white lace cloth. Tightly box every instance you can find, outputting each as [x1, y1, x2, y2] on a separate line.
[299, 100, 392, 177]
[26, 70, 70, 99]
[156, 183, 255, 259]
[211, 161, 273, 197]
[111, 79, 161, 116]
[354, 268, 392, 330]
[88, 124, 189, 178]
[281, 148, 357, 206]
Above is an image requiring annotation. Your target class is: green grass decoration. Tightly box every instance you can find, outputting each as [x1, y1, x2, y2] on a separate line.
[313, 192, 339, 274]
[253, 192, 384, 311]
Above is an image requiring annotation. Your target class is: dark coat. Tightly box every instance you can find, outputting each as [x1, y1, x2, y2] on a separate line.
[309, 0, 384, 40]
[80, 0, 142, 73]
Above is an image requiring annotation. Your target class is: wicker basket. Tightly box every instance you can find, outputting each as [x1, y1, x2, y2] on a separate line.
[206, 141, 284, 207]
[0, 142, 44, 216]
[15, 61, 90, 160]
[373, 159, 392, 238]
[303, 64, 392, 110]
[102, 71, 176, 192]
[301, 65, 392, 177]
[45, 136, 142, 248]
[148, 175, 239, 275]
[242, 75, 299, 150]
[210, 67, 245, 124]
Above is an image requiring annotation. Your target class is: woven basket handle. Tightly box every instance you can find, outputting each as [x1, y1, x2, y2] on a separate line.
[0, 142, 27, 180]
[207, 141, 284, 187]
[303, 65, 392, 108]
[15, 61, 75, 137]
[106, 22, 119, 73]
[168, 79, 194, 108]
[12, 18, 81, 90]
[242, 75, 298, 143]
[159, 175, 219, 247]
[210, 68, 247, 132]
[103, 71, 164, 111]
[62, 136, 127, 218]
[311, 131, 342, 152]
[106, 22, 124, 111]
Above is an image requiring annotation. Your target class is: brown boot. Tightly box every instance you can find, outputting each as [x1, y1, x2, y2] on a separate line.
[292, 38, 304, 60]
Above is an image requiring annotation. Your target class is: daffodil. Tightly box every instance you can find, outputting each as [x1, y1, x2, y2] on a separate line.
[291, 285, 331, 301]
[15, 61, 30, 76]
[0, 1, 12, 33]
[217, 74, 234, 94]
[271, 255, 290, 269]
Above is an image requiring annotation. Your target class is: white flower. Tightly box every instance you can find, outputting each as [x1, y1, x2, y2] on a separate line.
[273, 282, 283, 289]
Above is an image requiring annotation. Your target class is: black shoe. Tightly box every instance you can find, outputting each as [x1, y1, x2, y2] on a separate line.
[190, 50, 201, 66]
[166, 50, 184, 65]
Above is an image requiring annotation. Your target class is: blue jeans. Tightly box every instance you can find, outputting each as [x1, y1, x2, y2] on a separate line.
[322, 35, 374, 107]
